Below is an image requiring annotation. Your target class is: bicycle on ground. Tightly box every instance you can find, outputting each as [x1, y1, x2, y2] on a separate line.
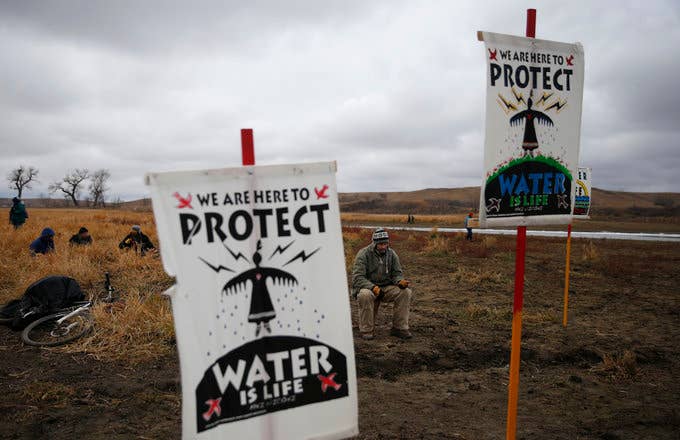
[20, 272, 119, 347]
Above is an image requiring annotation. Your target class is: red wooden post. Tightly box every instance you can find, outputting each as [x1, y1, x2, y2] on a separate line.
[563, 223, 573, 326]
[241, 128, 255, 165]
[526, 8, 536, 38]
[513, 227, 527, 316]
[506, 9, 535, 440]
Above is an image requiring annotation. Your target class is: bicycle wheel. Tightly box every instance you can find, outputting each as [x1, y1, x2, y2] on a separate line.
[22, 311, 94, 347]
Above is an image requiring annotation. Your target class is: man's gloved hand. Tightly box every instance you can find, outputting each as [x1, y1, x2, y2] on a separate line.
[372, 286, 385, 300]
[397, 279, 410, 289]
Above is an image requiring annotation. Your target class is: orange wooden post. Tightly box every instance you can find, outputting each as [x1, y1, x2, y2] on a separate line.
[506, 225, 527, 439]
[563, 223, 572, 327]
[506, 8, 535, 440]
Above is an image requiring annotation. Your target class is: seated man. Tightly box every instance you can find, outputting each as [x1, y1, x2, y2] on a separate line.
[351, 228, 412, 340]
[29, 227, 55, 255]
[119, 225, 155, 255]
[69, 227, 92, 245]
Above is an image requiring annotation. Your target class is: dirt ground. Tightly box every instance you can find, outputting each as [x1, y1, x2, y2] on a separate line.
[1, 228, 679, 439]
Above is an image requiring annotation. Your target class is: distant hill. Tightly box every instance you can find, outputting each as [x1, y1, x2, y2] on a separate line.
[0, 198, 75, 208]
[339, 187, 680, 216]
[3, 187, 679, 216]
[0, 198, 120, 209]
[339, 187, 480, 214]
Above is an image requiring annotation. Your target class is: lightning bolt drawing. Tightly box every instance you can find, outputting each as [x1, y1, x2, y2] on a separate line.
[511, 87, 525, 105]
[544, 99, 567, 113]
[222, 242, 250, 263]
[284, 248, 321, 266]
[199, 257, 235, 273]
[497, 94, 518, 114]
[535, 92, 554, 107]
[269, 240, 295, 260]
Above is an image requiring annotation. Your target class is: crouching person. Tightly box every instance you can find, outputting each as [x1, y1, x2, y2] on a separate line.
[119, 225, 155, 255]
[29, 227, 55, 256]
[352, 228, 412, 340]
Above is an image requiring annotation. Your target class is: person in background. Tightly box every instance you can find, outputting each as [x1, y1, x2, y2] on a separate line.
[465, 212, 474, 241]
[69, 227, 92, 245]
[9, 197, 28, 229]
[29, 227, 55, 255]
[351, 228, 413, 340]
[119, 225, 155, 255]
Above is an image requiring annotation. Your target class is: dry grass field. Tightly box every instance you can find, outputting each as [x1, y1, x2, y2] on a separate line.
[0, 209, 175, 363]
[1, 208, 679, 439]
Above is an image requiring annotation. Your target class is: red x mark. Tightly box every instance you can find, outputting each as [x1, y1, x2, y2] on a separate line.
[173, 192, 193, 209]
[315, 185, 329, 199]
[318, 373, 342, 393]
[488, 48, 497, 61]
[566, 55, 574, 66]
[202, 397, 222, 421]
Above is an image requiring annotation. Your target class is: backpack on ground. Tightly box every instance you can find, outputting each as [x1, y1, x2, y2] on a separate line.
[0, 276, 85, 330]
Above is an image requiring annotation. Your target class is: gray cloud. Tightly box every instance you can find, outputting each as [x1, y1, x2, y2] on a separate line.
[1, 0, 679, 200]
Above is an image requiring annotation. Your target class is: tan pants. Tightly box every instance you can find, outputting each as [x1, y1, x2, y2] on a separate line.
[357, 285, 412, 334]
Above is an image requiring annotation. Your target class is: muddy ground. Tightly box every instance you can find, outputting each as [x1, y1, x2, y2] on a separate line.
[1, 229, 679, 439]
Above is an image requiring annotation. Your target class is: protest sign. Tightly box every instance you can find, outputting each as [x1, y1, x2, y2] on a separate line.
[573, 166, 592, 218]
[146, 161, 358, 440]
[479, 31, 585, 227]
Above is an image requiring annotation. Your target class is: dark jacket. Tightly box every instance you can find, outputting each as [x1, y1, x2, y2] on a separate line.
[9, 200, 28, 226]
[351, 243, 404, 297]
[69, 234, 92, 245]
[0, 276, 85, 329]
[119, 232, 154, 251]
[29, 228, 55, 255]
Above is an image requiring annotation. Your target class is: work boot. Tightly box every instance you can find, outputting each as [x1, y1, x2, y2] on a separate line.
[361, 333, 374, 340]
[390, 328, 412, 339]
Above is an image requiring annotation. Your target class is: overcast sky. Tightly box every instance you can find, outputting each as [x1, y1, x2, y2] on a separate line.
[1, 0, 679, 200]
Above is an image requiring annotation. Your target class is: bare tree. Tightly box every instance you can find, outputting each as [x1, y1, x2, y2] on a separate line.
[49, 169, 89, 206]
[110, 195, 124, 209]
[88, 169, 111, 207]
[7, 166, 39, 198]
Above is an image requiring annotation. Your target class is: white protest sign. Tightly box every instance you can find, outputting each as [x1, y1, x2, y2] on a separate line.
[479, 32, 585, 227]
[573, 166, 592, 218]
[146, 161, 358, 440]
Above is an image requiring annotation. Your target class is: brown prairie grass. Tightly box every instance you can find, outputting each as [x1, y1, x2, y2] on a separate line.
[456, 237, 492, 258]
[0, 208, 174, 363]
[425, 237, 451, 256]
[465, 304, 512, 325]
[523, 309, 558, 324]
[405, 233, 419, 245]
[449, 267, 506, 285]
[422, 233, 452, 257]
[464, 303, 557, 327]
[63, 293, 175, 363]
[482, 235, 498, 248]
[342, 228, 371, 274]
[591, 350, 638, 381]
[22, 381, 77, 406]
[580, 240, 600, 264]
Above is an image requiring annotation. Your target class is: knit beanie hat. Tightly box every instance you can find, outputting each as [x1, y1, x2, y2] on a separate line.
[372, 228, 389, 243]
